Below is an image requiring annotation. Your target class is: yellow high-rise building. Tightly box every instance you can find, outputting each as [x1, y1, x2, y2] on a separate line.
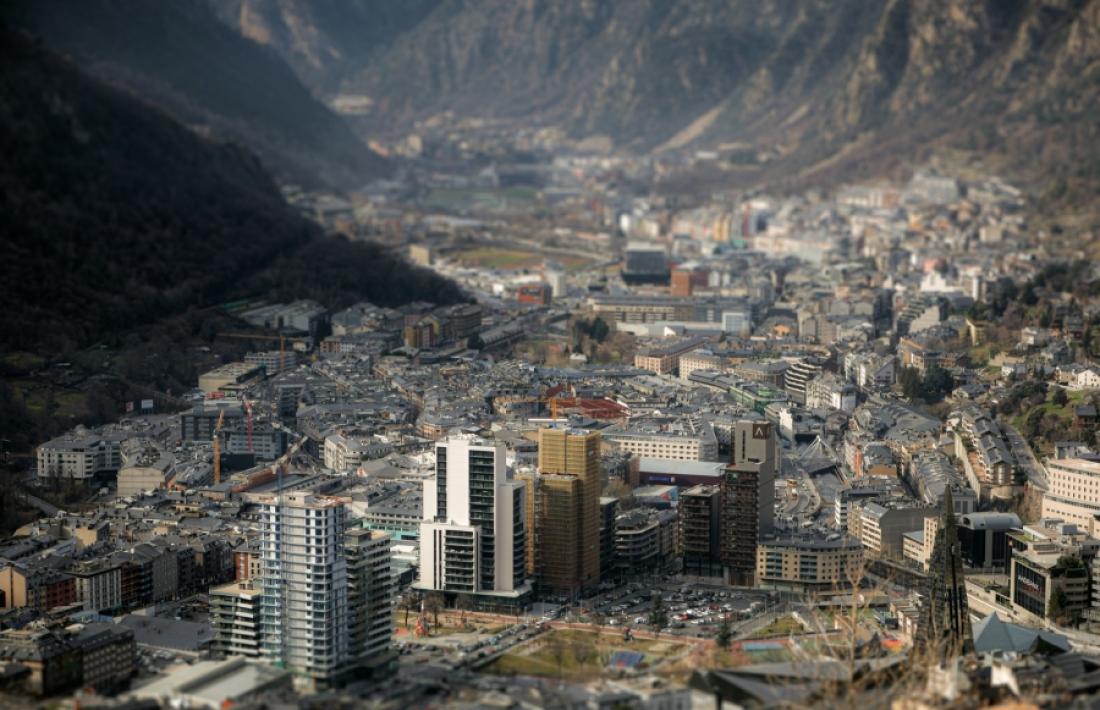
[531, 428, 601, 597]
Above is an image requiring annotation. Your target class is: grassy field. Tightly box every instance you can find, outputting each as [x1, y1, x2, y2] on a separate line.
[745, 615, 806, 639]
[420, 186, 539, 212]
[453, 245, 592, 272]
[454, 246, 544, 270]
[1009, 388, 1085, 434]
[2, 352, 46, 372]
[484, 628, 689, 681]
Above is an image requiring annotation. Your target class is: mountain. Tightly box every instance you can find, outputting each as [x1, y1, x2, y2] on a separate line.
[222, 0, 1100, 225]
[4, 0, 390, 189]
[211, 0, 442, 93]
[0, 27, 464, 356]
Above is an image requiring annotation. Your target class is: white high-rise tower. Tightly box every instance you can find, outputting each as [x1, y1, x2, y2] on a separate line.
[416, 435, 529, 605]
[259, 492, 349, 686]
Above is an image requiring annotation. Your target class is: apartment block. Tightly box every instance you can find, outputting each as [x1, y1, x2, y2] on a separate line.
[210, 580, 263, 658]
[259, 492, 349, 687]
[345, 528, 393, 665]
[756, 535, 865, 591]
[417, 436, 529, 606]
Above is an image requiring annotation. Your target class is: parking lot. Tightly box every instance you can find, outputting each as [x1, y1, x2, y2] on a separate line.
[564, 579, 776, 640]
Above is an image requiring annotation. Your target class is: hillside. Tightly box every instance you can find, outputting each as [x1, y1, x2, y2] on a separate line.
[4, 0, 390, 189]
[224, 0, 1100, 227]
[0, 28, 464, 355]
[211, 0, 441, 93]
[0, 28, 465, 450]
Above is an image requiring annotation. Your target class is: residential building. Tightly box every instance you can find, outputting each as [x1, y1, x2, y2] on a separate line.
[756, 535, 864, 592]
[720, 420, 778, 584]
[805, 372, 858, 412]
[0, 628, 83, 696]
[344, 528, 393, 666]
[783, 357, 825, 405]
[234, 541, 263, 581]
[258, 492, 349, 687]
[0, 564, 76, 611]
[954, 407, 1017, 490]
[324, 433, 393, 473]
[680, 485, 722, 577]
[70, 560, 122, 614]
[417, 436, 529, 607]
[615, 508, 679, 572]
[895, 294, 947, 337]
[210, 580, 263, 658]
[851, 502, 935, 558]
[37, 431, 122, 482]
[1043, 459, 1100, 535]
[1070, 367, 1100, 391]
[73, 623, 136, 693]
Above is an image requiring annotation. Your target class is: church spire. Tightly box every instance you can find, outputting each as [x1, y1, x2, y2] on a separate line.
[920, 486, 973, 655]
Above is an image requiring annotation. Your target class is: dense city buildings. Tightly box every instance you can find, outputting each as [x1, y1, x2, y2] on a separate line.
[6, 62, 1100, 706]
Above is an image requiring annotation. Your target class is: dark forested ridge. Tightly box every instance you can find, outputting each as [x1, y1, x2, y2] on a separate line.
[4, 0, 389, 189]
[0, 29, 464, 355]
[0, 29, 465, 451]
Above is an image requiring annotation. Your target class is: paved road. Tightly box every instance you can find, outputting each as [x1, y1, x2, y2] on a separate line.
[1002, 422, 1048, 490]
[19, 490, 60, 516]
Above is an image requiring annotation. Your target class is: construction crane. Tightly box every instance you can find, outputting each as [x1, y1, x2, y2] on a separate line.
[212, 409, 225, 486]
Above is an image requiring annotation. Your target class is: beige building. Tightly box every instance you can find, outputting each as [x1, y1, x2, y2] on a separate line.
[903, 516, 941, 571]
[604, 423, 719, 462]
[678, 350, 725, 382]
[1042, 459, 1100, 535]
[850, 502, 935, 559]
[756, 535, 865, 591]
[633, 338, 709, 376]
[210, 580, 263, 658]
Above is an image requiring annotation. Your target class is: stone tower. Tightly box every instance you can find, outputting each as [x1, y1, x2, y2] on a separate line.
[920, 487, 973, 655]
